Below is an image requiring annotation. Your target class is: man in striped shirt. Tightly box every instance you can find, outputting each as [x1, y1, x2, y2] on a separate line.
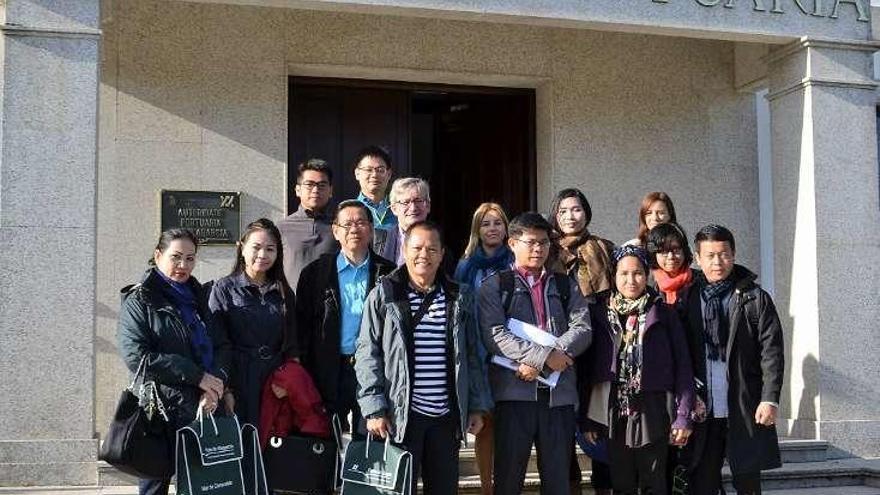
[356, 221, 492, 495]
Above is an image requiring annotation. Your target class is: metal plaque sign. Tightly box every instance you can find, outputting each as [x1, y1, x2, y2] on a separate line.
[160, 190, 241, 245]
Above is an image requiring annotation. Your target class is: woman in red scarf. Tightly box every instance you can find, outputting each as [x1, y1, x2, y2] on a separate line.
[646, 222, 697, 315]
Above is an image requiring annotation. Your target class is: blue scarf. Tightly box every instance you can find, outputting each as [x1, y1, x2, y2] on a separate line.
[155, 269, 214, 372]
[455, 245, 514, 287]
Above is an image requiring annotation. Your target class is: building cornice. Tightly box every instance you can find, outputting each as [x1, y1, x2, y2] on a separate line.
[765, 36, 880, 65]
[1, 24, 101, 40]
[766, 76, 878, 101]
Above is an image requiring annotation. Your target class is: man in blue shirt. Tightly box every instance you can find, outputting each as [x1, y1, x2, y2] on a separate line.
[354, 146, 397, 230]
[296, 199, 395, 436]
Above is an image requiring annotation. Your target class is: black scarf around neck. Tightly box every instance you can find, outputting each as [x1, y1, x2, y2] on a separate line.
[701, 279, 734, 361]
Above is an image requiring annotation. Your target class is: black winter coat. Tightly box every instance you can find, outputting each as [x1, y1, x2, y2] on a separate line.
[683, 265, 784, 474]
[296, 250, 395, 410]
[116, 268, 212, 428]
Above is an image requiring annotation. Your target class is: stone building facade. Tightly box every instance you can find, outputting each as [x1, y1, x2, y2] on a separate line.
[0, 0, 877, 486]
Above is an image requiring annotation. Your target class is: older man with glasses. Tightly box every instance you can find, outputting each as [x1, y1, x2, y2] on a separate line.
[297, 199, 395, 438]
[353, 146, 396, 230]
[372, 177, 456, 277]
[277, 158, 339, 293]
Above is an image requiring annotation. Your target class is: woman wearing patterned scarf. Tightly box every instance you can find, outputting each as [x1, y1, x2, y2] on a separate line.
[581, 245, 695, 495]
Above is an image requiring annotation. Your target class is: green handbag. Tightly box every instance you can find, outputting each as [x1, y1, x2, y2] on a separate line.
[175, 410, 268, 495]
[340, 434, 413, 495]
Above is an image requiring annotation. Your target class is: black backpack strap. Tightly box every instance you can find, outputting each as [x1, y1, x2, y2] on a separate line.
[742, 287, 761, 330]
[499, 269, 516, 315]
[553, 273, 571, 310]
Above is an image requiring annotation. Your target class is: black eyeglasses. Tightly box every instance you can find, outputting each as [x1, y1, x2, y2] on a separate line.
[298, 181, 330, 191]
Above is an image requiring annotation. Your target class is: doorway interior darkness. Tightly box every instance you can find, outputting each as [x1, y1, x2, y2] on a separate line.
[289, 77, 536, 257]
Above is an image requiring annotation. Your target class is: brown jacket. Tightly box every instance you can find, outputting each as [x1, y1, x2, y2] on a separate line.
[550, 234, 616, 297]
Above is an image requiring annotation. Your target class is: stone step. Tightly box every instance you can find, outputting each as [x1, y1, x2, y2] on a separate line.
[777, 438, 830, 463]
[726, 457, 880, 492]
[9, 458, 880, 495]
[764, 486, 880, 495]
[95, 438, 836, 487]
[455, 437, 829, 476]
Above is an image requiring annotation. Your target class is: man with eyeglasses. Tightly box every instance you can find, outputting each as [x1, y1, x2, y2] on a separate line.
[296, 200, 395, 438]
[372, 177, 456, 277]
[683, 224, 784, 495]
[277, 159, 339, 293]
[479, 212, 592, 495]
[353, 146, 396, 230]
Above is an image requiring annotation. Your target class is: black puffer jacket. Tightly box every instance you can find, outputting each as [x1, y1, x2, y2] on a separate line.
[117, 268, 212, 428]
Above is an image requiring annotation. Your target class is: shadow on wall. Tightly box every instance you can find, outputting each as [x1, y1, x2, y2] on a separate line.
[102, 0, 289, 166]
[786, 353, 819, 439]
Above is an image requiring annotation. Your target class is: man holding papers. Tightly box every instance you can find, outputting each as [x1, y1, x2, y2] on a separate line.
[479, 212, 593, 495]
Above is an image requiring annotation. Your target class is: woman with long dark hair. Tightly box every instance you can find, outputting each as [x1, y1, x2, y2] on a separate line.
[117, 229, 224, 495]
[548, 188, 616, 494]
[548, 188, 616, 298]
[209, 218, 299, 427]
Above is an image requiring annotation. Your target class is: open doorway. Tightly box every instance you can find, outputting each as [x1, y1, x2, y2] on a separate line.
[289, 77, 536, 257]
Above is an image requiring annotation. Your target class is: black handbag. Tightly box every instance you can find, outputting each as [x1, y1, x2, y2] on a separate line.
[264, 415, 342, 494]
[99, 356, 173, 479]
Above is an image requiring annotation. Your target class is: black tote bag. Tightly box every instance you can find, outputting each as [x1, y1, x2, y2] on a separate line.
[263, 415, 342, 493]
[99, 356, 174, 479]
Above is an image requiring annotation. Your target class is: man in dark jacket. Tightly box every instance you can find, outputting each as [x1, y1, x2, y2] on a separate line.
[297, 199, 395, 437]
[685, 224, 784, 495]
[278, 158, 339, 293]
[356, 221, 491, 495]
[479, 212, 593, 495]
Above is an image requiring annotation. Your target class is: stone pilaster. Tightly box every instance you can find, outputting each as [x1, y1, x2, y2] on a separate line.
[767, 37, 880, 458]
[0, 0, 101, 486]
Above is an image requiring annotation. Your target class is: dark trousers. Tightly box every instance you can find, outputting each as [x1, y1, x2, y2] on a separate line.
[399, 411, 461, 495]
[494, 391, 576, 495]
[690, 418, 762, 495]
[138, 478, 170, 495]
[608, 432, 668, 494]
[591, 460, 612, 490]
[338, 356, 365, 439]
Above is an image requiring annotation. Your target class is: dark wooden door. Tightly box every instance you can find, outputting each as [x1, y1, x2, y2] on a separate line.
[418, 92, 535, 256]
[289, 78, 535, 258]
[289, 80, 410, 213]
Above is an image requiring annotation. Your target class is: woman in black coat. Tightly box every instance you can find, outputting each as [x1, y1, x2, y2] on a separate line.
[209, 218, 299, 428]
[117, 229, 225, 495]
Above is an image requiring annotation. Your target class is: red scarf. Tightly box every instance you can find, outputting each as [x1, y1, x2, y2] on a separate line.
[652, 268, 693, 305]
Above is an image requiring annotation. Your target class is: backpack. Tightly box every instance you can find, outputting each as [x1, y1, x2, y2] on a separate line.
[498, 270, 571, 315]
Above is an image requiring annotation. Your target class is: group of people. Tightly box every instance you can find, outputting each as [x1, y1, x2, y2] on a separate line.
[117, 145, 785, 495]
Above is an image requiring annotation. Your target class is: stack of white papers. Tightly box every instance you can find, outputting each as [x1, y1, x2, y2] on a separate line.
[490, 318, 561, 388]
